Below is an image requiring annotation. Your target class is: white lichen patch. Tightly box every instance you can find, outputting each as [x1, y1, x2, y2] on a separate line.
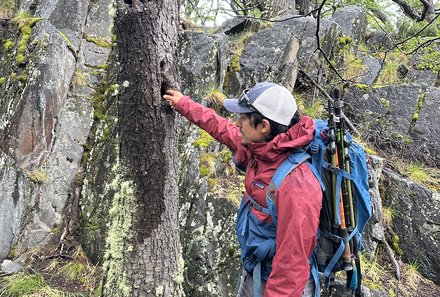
[155, 285, 164, 296]
[122, 80, 130, 88]
[102, 156, 137, 296]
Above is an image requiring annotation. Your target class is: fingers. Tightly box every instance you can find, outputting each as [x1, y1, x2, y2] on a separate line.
[163, 89, 183, 107]
[165, 89, 176, 96]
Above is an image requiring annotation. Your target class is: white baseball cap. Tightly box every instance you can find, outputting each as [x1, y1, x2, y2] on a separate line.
[223, 82, 297, 126]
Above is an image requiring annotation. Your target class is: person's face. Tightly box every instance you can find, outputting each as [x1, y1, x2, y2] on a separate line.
[236, 114, 268, 146]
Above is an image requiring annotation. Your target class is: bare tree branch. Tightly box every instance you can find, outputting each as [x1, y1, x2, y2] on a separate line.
[314, 0, 345, 81]
[299, 69, 360, 136]
[406, 37, 440, 55]
[392, 0, 422, 20]
[392, 0, 435, 21]
[390, 13, 440, 51]
[379, 239, 401, 281]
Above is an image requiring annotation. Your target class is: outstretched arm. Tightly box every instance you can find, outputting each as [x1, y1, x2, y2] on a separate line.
[163, 89, 248, 165]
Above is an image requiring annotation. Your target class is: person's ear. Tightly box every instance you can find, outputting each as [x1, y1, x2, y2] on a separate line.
[260, 119, 271, 136]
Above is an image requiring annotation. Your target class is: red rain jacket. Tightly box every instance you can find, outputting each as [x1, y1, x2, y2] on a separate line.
[175, 96, 322, 297]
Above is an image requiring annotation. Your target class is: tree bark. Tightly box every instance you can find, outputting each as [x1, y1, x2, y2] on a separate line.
[296, 0, 310, 15]
[101, 0, 182, 296]
[259, 0, 296, 18]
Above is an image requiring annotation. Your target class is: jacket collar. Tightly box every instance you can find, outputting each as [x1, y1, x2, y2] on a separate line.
[246, 116, 316, 162]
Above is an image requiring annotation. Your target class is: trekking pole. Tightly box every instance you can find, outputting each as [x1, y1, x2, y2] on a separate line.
[342, 120, 356, 229]
[333, 89, 352, 231]
[338, 92, 362, 296]
[331, 89, 352, 271]
[327, 98, 337, 229]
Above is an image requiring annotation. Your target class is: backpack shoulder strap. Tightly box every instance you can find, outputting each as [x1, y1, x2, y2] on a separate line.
[266, 150, 311, 225]
[270, 151, 311, 190]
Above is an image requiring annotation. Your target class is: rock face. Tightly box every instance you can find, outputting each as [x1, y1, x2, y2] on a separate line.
[0, 0, 110, 260]
[239, 28, 300, 91]
[382, 169, 440, 284]
[345, 86, 440, 167]
[330, 6, 368, 42]
[179, 32, 228, 97]
[0, 153, 37, 260]
[1, 2, 440, 295]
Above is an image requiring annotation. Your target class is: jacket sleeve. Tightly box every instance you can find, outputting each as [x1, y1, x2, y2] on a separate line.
[174, 96, 249, 165]
[264, 163, 322, 297]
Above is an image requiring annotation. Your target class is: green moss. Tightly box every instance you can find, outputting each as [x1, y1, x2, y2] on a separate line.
[230, 55, 241, 72]
[0, 77, 5, 87]
[360, 254, 384, 291]
[11, 72, 17, 80]
[409, 92, 425, 133]
[343, 52, 366, 81]
[97, 63, 109, 70]
[199, 153, 216, 177]
[356, 83, 370, 91]
[93, 281, 103, 297]
[21, 25, 31, 35]
[15, 53, 25, 65]
[12, 12, 43, 29]
[27, 169, 48, 184]
[7, 245, 16, 259]
[91, 82, 115, 120]
[3, 39, 14, 51]
[84, 33, 112, 48]
[295, 93, 325, 118]
[392, 234, 403, 256]
[208, 178, 216, 190]
[338, 35, 352, 46]
[218, 149, 232, 164]
[59, 31, 78, 59]
[200, 166, 210, 177]
[193, 129, 214, 148]
[407, 163, 434, 184]
[18, 74, 27, 83]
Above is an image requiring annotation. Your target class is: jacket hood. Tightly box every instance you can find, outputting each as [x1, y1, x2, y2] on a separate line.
[247, 116, 315, 162]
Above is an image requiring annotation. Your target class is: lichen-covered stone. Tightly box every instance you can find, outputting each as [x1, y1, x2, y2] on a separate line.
[382, 168, 440, 284]
[345, 86, 440, 167]
[330, 6, 368, 42]
[239, 27, 299, 91]
[0, 152, 37, 260]
[178, 31, 228, 98]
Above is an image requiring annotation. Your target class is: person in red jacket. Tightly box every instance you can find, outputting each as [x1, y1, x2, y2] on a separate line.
[163, 82, 322, 297]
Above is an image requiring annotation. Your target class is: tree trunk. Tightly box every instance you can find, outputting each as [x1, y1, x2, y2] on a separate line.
[296, 0, 310, 15]
[258, 0, 296, 18]
[101, 0, 182, 296]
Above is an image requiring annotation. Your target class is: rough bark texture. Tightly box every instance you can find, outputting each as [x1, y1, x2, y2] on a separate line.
[101, 0, 182, 296]
[256, 0, 296, 18]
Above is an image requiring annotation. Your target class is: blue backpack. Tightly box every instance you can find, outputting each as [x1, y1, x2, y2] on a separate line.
[235, 119, 372, 297]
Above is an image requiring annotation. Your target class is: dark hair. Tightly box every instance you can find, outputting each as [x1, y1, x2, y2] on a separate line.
[249, 110, 302, 141]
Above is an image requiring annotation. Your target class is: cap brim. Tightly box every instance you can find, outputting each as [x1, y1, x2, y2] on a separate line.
[223, 99, 253, 113]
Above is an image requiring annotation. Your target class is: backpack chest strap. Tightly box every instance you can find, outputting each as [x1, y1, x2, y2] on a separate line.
[244, 192, 270, 215]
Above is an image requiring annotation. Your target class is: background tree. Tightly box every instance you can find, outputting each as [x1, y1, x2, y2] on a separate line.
[101, 0, 183, 296]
